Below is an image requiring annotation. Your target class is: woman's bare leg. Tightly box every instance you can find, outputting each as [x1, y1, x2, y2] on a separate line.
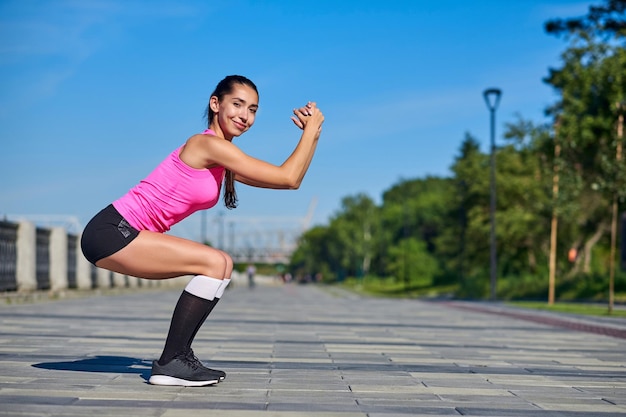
[96, 230, 232, 279]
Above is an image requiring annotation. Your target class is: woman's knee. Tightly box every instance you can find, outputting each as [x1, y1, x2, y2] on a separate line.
[204, 249, 232, 278]
[218, 250, 233, 277]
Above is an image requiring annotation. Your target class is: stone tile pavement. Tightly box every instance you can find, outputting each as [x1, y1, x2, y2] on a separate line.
[1, 282, 625, 416]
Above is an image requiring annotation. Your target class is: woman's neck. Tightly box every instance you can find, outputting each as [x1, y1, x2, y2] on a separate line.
[208, 124, 233, 142]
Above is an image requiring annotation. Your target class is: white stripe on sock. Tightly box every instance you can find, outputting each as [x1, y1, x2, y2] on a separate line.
[184, 275, 222, 300]
[215, 278, 231, 299]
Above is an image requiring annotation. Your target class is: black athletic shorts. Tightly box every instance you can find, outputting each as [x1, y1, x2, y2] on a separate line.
[81, 204, 140, 265]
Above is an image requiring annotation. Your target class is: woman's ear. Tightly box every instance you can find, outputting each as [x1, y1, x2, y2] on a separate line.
[209, 96, 220, 114]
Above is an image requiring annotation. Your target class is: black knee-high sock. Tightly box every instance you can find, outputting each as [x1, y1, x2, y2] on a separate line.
[158, 291, 215, 365]
[186, 297, 220, 351]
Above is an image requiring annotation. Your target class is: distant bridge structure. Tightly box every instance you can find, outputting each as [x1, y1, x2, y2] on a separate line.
[214, 219, 304, 264]
[198, 198, 317, 264]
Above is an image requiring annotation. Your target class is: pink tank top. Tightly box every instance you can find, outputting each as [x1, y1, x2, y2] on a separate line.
[113, 129, 225, 232]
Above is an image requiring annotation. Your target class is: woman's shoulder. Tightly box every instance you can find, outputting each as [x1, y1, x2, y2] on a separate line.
[186, 129, 224, 143]
[185, 131, 236, 153]
[180, 132, 233, 168]
[185, 132, 216, 149]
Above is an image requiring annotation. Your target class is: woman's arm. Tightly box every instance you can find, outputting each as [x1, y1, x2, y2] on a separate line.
[183, 104, 324, 190]
[234, 134, 319, 189]
[236, 103, 322, 188]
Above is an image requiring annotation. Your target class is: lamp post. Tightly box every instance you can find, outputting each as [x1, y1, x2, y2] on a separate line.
[215, 211, 224, 250]
[201, 210, 207, 245]
[483, 88, 501, 301]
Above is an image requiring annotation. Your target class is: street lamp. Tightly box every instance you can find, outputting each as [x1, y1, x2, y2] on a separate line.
[483, 88, 502, 301]
[215, 211, 225, 250]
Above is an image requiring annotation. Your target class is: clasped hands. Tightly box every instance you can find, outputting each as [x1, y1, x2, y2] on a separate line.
[291, 101, 324, 131]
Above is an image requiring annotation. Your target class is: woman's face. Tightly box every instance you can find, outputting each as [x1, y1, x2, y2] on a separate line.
[212, 83, 259, 139]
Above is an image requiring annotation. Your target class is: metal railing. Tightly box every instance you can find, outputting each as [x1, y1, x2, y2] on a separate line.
[0, 220, 181, 293]
[0, 219, 258, 294]
[0, 221, 18, 291]
[36, 228, 51, 290]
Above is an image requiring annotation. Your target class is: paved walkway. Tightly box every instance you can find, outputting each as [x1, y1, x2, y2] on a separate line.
[1, 283, 625, 417]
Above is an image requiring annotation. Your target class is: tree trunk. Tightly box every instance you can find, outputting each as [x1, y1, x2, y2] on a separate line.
[549, 129, 561, 305]
[582, 224, 606, 274]
[608, 110, 623, 314]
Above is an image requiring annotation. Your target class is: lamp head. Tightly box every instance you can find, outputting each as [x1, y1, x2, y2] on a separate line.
[483, 88, 502, 111]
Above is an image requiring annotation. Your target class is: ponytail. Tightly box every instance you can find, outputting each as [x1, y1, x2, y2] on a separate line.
[223, 169, 238, 209]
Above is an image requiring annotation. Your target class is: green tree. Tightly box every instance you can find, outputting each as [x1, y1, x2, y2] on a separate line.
[497, 120, 552, 278]
[446, 134, 492, 296]
[290, 225, 338, 282]
[545, 0, 626, 308]
[381, 176, 455, 285]
[448, 125, 554, 299]
[387, 238, 440, 289]
[329, 194, 380, 279]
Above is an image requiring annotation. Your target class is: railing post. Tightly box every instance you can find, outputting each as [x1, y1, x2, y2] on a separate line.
[97, 267, 111, 289]
[0, 221, 18, 292]
[50, 227, 68, 292]
[113, 272, 126, 288]
[76, 234, 92, 290]
[16, 221, 37, 292]
[127, 275, 139, 288]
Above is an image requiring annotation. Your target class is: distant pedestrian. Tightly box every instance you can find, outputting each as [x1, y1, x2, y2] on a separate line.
[80, 75, 324, 387]
[247, 264, 256, 288]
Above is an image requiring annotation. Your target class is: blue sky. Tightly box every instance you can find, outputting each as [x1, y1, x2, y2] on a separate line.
[1, 0, 592, 244]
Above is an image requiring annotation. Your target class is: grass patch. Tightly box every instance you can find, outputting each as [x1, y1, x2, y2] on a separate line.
[507, 301, 626, 317]
[337, 276, 626, 318]
[339, 277, 457, 299]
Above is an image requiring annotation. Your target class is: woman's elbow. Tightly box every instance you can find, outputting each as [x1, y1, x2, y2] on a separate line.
[282, 171, 302, 190]
[286, 179, 301, 190]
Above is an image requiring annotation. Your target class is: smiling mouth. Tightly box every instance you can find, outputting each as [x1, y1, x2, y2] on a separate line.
[233, 121, 246, 130]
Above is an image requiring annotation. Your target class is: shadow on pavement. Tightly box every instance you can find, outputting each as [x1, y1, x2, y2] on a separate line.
[32, 356, 152, 381]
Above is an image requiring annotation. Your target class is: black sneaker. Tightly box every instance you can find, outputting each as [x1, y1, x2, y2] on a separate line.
[185, 349, 226, 382]
[149, 353, 220, 387]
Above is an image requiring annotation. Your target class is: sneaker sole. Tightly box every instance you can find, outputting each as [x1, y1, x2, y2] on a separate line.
[149, 375, 219, 387]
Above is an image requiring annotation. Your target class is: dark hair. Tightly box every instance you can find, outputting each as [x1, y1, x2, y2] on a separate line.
[205, 75, 259, 209]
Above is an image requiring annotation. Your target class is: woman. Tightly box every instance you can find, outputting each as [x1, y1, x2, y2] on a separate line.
[81, 75, 324, 387]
